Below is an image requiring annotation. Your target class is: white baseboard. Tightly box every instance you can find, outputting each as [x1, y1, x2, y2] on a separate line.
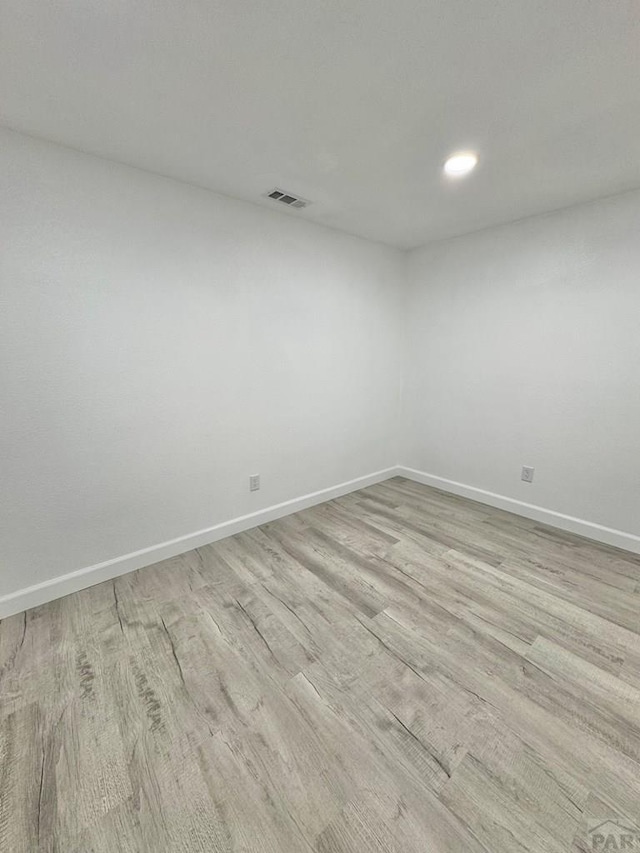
[398, 466, 640, 556]
[0, 466, 400, 619]
[5, 463, 638, 620]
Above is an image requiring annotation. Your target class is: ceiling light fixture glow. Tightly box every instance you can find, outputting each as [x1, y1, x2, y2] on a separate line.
[444, 151, 478, 178]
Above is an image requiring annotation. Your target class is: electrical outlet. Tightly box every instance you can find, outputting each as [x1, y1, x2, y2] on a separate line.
[521, 466, 535, 483]
[249, 474, 260, 492]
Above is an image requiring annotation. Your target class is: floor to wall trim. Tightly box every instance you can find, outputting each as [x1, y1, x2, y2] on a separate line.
[0, 467, 400, 619]
[398, 466, 640, 556]
[4, 462, 638, 620]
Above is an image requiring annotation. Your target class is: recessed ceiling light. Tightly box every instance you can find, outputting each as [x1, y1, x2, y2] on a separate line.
[444, 151, 478, 178]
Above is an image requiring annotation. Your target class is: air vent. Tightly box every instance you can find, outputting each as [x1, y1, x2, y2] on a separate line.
[265, 188, 310, 209]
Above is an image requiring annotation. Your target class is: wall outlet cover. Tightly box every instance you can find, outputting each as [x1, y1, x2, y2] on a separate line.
[521, 466, 535, 483]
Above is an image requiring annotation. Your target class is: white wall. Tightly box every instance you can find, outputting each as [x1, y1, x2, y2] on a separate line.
[403, 191, 640, 538]
[0, 128, 403, 601]
[3, 126, 640, 612]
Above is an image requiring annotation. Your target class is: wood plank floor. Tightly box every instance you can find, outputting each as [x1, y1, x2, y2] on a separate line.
[2, 477, 640, 852]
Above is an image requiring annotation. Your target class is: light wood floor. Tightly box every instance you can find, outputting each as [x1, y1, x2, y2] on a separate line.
[2, 478, 640, 852]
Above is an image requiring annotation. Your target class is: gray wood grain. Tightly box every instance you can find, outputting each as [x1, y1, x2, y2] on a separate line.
[1, 477, 639, 851]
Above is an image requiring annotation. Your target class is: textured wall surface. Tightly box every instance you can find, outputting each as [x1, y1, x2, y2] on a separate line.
[403, 190, 640, 534]
[0, 128, 402, 596]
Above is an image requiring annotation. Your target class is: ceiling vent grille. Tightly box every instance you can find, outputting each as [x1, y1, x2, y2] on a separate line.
[265, 188, 310, 209]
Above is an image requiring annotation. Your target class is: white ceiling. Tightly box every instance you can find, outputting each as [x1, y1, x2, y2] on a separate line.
[2, 0, 639, 248]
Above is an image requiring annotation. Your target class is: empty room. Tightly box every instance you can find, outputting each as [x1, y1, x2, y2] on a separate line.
[1, 1, 640, 851]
